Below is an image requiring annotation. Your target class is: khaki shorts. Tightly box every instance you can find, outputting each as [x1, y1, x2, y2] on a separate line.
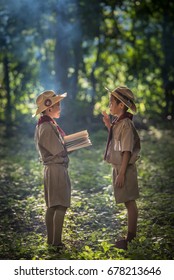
[112, 164, 139, 204]
[44, 164, 71, 208]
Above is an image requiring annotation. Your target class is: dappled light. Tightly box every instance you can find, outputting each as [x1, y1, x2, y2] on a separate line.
[0, 128, 174, 260]
[0, 0, 174, 261]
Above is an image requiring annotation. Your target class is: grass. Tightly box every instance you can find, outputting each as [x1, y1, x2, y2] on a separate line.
[0, 125, 174, 260]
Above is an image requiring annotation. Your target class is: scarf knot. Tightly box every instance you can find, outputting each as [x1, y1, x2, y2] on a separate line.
[37, 115, 66, 137]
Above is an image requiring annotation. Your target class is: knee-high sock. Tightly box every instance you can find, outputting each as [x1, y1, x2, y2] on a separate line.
[45, 207, 55, 244]
[52, 206, 67, 245]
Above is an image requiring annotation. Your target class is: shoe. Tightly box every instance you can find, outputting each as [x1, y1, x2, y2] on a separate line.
[115, 239, 128, 250]
[48, 242, 65, 252]
[56, 242, 65, 248]
[55, 242, 66, 251]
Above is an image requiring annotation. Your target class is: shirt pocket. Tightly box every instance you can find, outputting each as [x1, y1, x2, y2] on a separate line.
[114, 139, 121, 151]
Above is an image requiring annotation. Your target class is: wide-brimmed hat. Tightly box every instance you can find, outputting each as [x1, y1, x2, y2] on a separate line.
[33, 90, 67, 117]
[105, 86, 137, 114]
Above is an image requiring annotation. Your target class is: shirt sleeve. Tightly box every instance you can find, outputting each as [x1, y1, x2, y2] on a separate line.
[120, 120, 134, 153]
[38, 123, 64, 156]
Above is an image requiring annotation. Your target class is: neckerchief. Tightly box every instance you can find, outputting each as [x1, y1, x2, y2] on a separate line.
[37, 115, 66, 138]
[103, 112, 133, 160]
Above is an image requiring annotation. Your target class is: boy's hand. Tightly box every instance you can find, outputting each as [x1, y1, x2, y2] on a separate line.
[116, 173, 125, 188]
[116, 152, 131, 188]
[102, 111, 111, 130]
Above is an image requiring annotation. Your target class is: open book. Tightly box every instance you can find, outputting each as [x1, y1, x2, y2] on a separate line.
[64, 130, 92, 152]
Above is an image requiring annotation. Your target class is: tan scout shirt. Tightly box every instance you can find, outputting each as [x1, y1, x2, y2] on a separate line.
[35, 122, 69, 166]
[35, 122, 71, 208]
[105, 118, 140, 165]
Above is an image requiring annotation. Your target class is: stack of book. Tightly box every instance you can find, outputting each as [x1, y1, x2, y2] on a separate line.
[64, 130, 92, 152]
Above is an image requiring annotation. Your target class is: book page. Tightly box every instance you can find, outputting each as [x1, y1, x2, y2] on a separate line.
[64, 130, 88, 142]
[66, 141, 92, 152]
[64, 130, 92, 152]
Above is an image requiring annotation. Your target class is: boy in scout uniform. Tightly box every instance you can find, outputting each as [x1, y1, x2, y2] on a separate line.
[102, 86, 141, 250]
[34, 90, 71, 249]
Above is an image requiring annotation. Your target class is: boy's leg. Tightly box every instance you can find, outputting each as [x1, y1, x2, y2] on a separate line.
[45, 206, 55, 244]
[125, 200, 138, 241]
[115, 200, 138, 249]
[52, 205, 67, 246]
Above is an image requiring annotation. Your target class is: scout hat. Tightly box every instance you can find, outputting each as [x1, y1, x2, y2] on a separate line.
[33, 90, 67, 117]
[105, 86, 137, 114]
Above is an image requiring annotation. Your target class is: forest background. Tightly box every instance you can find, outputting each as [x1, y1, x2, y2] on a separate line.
[0, 0, 174, 260]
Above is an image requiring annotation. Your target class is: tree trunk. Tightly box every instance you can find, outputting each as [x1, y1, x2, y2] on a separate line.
[89, 33, 102, 119]
[161, 4, 174, 117]
[3, 55, 13, 136]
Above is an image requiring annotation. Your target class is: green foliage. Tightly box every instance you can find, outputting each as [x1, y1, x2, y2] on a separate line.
[0, 125, 174, 260]
[1, 0, 174, 125]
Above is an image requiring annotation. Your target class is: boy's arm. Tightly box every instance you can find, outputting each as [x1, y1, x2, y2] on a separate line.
[116, 151, 131, 188]
[102, 111, 111, 131]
